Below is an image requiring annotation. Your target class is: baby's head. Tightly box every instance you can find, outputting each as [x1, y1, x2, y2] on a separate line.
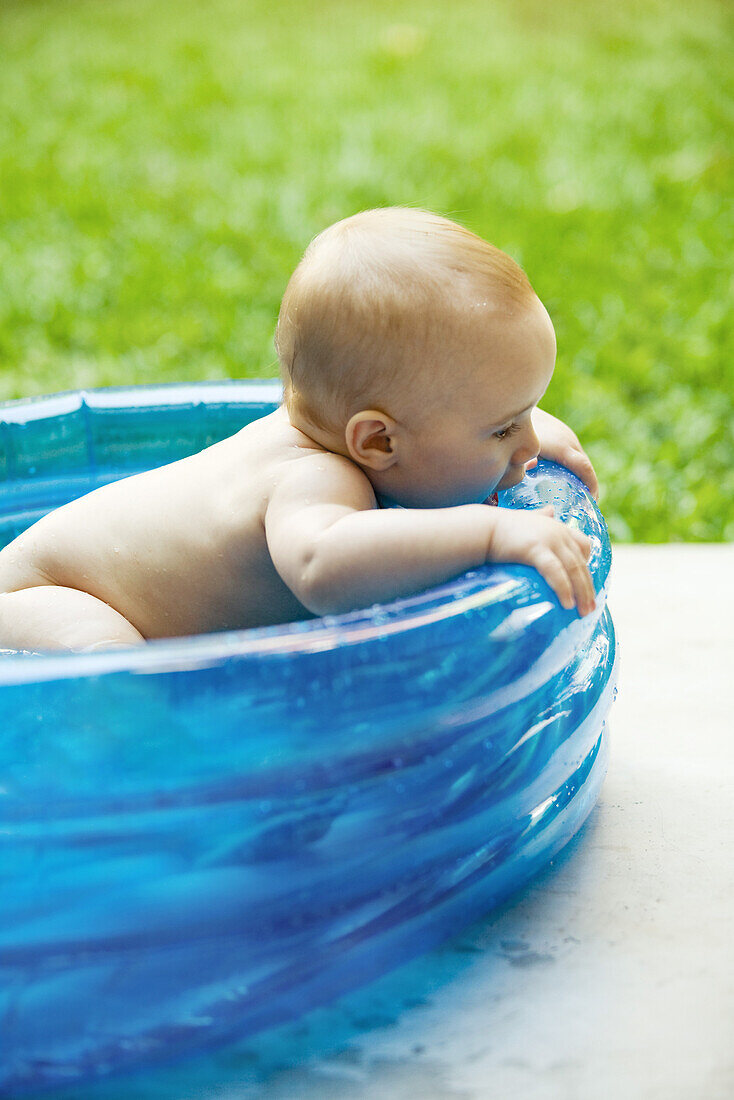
[276, 208, 556, 507]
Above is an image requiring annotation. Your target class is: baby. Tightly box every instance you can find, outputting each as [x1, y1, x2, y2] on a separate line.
[0, 208, 599, 653]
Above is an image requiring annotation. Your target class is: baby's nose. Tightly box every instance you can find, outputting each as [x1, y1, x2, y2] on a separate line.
[513, 424, 540, 464]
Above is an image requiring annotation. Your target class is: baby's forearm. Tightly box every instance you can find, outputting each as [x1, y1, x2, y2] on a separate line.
[301, 504, 493, 615]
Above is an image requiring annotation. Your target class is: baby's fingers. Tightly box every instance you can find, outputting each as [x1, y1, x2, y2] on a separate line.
[532, 543, 595, 616]
[558, 542, 596, 616]
[565, 447, 599, 501]
[532, 547, 576, 612]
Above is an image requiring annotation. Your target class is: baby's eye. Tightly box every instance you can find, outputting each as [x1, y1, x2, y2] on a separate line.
[494, 422, 520, 440]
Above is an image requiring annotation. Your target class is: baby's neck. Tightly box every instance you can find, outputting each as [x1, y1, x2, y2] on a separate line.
[283, 405, 349, 459]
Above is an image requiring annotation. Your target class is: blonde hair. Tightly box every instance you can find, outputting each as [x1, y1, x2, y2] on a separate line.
[275, 207, 537, 431]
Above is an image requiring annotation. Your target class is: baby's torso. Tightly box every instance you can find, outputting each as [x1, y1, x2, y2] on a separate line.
[0, 408, 325, 639]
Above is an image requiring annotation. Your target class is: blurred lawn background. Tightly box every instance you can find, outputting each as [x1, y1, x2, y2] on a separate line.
[0, 0, 731, 540]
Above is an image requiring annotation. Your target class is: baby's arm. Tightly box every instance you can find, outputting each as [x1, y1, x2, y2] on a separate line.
[265, 454, 595, 617]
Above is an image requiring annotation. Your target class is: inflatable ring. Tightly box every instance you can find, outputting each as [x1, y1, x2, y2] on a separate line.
[0, 381, 617, 1093]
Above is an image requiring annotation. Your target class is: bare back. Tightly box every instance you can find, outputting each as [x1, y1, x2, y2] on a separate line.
[0, 407, 374, 640]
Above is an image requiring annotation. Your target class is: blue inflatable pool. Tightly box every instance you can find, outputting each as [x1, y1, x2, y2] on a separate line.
[0, 381, 617, 1093]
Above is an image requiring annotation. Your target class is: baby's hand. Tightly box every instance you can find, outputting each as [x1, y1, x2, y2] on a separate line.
[486, 505, 596, 616]
[528, 409, 599, 501]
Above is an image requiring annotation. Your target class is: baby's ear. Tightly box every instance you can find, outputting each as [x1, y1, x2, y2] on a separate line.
[345, 411, 398, 471]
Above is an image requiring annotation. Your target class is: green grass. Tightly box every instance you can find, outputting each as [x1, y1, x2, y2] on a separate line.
[1, 0, 732, 540]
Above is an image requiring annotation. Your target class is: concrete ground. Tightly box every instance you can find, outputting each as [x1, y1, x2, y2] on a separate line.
[67, 546, 734, 1100]
[217, 545, 733, 1100]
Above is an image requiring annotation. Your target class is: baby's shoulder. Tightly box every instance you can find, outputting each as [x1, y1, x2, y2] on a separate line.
[268, 446, 377, 514]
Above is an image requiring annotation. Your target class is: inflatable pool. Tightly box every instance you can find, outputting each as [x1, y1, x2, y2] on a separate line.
[0, 381, 617, 1093]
